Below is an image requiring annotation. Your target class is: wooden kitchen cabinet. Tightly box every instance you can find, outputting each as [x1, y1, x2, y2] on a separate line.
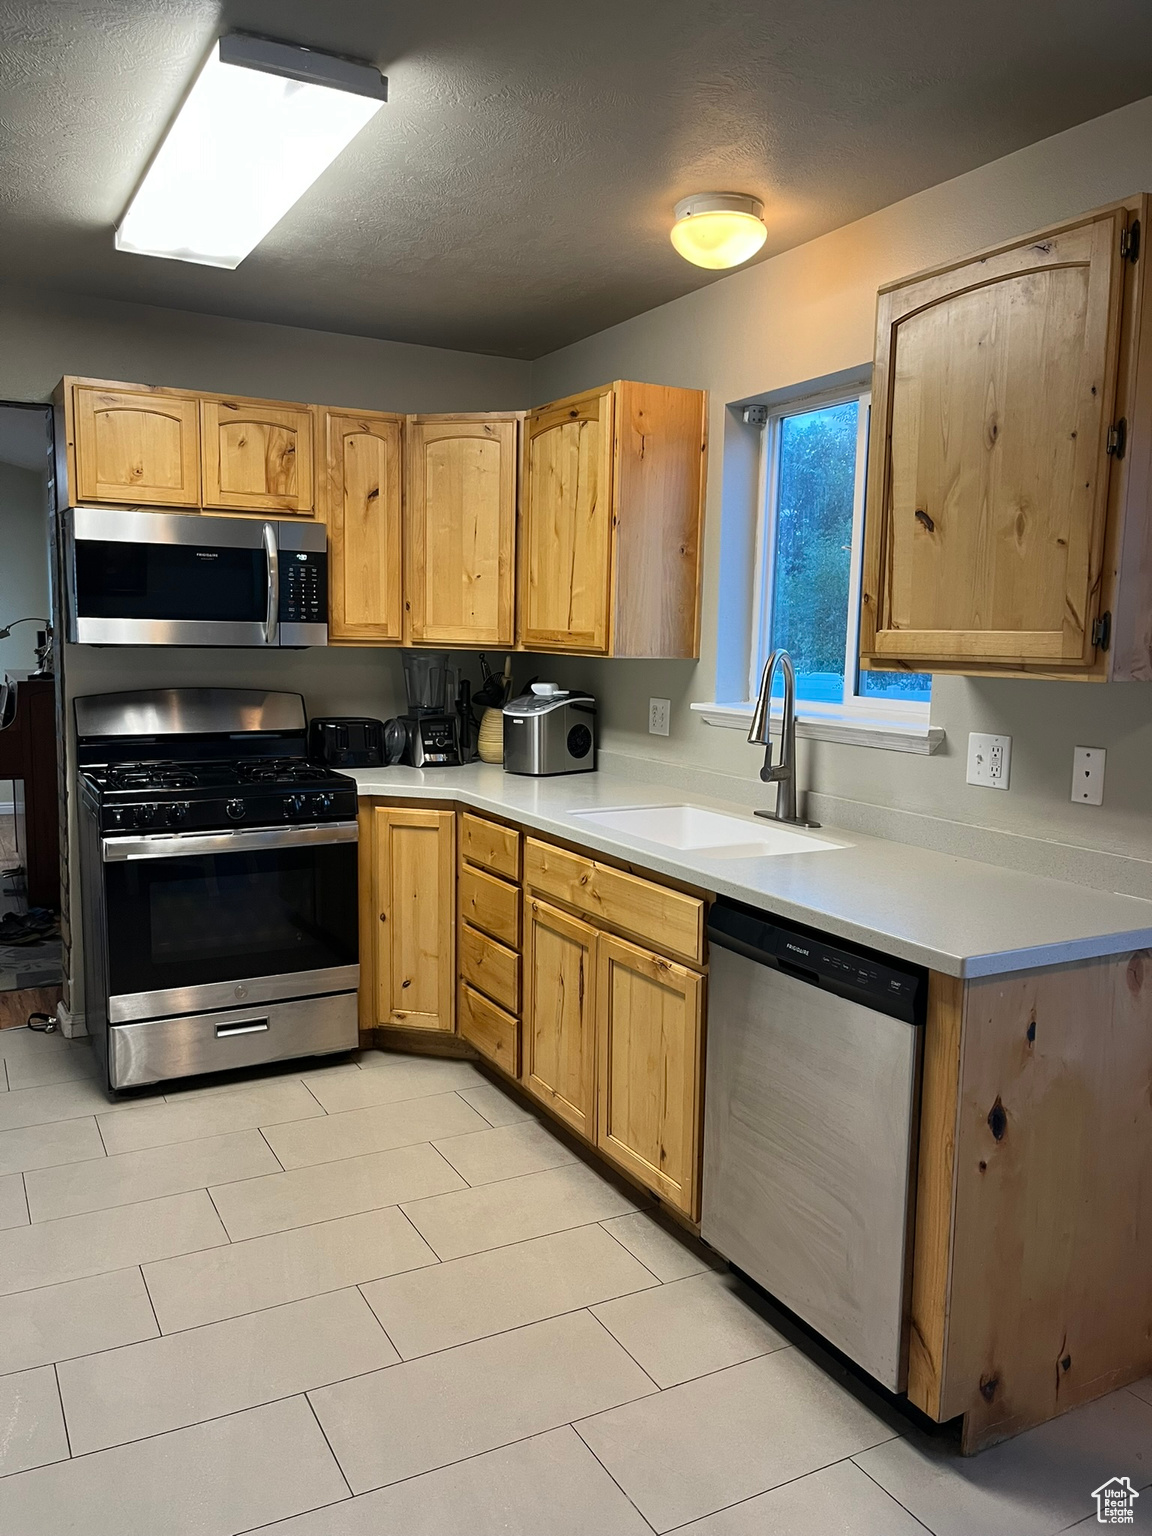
[596, 933, 704, 1219]
[371, 806, 456, 1032]
[200, 396, 316, 515]
[519, 380, 708, 657]
[65, 382, 201, 507]
[861, 194, 1152, 679]
[522, 896, 598, 1137]
[323, 410, 404, 642]
[405, 414, 519, 647]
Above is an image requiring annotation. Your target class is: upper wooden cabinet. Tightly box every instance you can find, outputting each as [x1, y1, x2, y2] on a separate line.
[861, 195, 1152, 679]
[200, 396, 315, 515]
[520, 380, 708, 657]
[323, 409, 404, 644]
[405, 414, 519, 647]
[66, 383, 201, 507]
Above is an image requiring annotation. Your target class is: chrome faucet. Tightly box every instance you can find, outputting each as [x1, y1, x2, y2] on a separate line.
[748, 649, 820, 827]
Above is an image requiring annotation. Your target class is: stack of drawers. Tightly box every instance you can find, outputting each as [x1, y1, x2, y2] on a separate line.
[457, 812, 523, 1075]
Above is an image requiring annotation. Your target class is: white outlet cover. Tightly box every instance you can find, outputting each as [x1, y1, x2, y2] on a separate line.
[1072, 745, 1105, 805]
[648, 697, 671, 737]
[966, 732, 1012, 790]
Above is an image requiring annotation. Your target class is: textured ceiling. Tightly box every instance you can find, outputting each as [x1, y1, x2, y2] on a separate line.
[2, 1, 1152, 358]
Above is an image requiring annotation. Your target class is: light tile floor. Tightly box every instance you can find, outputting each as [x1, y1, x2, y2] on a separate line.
[0, 1025, 1149, 1534]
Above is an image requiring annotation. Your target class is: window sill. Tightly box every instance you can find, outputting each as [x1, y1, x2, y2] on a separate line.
[690, 701, 945, 755]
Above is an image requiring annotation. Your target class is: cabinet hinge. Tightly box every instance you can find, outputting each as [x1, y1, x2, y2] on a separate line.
[1106, 419, 1127, 459]
[1121, 219, 1141, 263]
[1092, 611, 1112, 652]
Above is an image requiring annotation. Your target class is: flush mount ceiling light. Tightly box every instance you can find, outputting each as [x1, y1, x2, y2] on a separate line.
[670, 193, 767, 270]
[116, 34, 387, 269]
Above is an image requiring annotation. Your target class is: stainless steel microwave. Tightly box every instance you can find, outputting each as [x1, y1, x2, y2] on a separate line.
[63, 508, 328, 647]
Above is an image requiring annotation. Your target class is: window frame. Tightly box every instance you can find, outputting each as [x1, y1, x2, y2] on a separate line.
[749, 383, 930, 726]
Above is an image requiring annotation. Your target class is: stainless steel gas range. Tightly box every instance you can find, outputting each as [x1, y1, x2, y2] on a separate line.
[75, 688, 360, 1092]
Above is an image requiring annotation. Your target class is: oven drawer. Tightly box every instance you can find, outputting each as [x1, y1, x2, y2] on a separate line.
[106, 991, 358, 1090]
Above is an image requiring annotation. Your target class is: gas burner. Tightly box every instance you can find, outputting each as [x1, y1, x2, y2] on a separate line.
[107, 762, 200, 791]
[234, 758, 320, 785]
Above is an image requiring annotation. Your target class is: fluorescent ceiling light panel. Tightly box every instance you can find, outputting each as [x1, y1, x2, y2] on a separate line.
[116, 34, 386, 269]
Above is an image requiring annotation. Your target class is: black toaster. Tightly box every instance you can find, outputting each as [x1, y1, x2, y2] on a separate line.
[308, 717, 385, 768]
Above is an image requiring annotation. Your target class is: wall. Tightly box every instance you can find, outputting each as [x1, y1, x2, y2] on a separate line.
[529, 93, 1152, 898]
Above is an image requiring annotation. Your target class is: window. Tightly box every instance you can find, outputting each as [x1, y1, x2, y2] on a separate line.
[752, 389, 930, 717]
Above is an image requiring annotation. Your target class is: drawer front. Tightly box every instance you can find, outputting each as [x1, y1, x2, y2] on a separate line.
[459, 923, 520, 1014]
[459, 982, 519, 1076]
[460, 812, 520, 881]
[459, 863, 521, 947]
[524, 838, 704, 965]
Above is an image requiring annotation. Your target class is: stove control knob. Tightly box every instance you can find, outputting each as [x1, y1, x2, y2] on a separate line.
[167, 802, 190, 826]
[133, 804, 156, 828]
[283, 794, 306, 819]
[225, 799, 245, 821]
[310, 793, 333, 814]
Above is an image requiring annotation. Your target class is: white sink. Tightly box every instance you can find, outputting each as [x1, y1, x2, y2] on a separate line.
[569, 804, 842, 859]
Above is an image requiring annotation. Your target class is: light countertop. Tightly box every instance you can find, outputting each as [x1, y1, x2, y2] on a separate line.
[349, 763, 1152, 979]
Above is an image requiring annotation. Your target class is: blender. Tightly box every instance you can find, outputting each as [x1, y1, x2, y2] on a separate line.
[383, 650, 466, 767]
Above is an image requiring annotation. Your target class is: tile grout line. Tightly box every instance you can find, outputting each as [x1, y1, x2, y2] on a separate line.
[257, 1125, 286, 1172]
[298, 1078, 330, 1115]
[583, 1306, 663, 1395]
[92, 1114, 109, 1157]
[203, 1183, 233, 1242]
[138, 1262, 165, 1338]
[850, 1455, 937, 1534]
[52, 1359, 74, 1460]
[354, 1282, 403, 1357]
[595, 1218, 671, 1286]
[302, 1391, 356, 1500]
[19, 1169, 30, 1225]
[568, 1418, 661, 1534]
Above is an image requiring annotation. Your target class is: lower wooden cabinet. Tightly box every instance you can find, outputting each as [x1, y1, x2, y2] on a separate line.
[596, 934, 704, 1220]
[522, 897, 598, 1138]
[372, 806, 456, 1031]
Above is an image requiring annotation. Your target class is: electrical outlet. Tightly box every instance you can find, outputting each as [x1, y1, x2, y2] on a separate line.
[648, 697, 671, 737]
[966, 732, 1012, 790]
[1072, 745, 1105, 805]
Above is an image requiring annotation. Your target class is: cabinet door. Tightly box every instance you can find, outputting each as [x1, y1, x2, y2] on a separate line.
[861, 209, 1125, 668]
[596, 934, 704, 1219]
[406, 416, 518, 646]
[201, 398, 315, 514]
[519, 389, 614, 653]
[325, 411, 403, 642]
[72, 385, 200, 506]
[373, 807, 455, 1031]
[522, 897, 597, 1137]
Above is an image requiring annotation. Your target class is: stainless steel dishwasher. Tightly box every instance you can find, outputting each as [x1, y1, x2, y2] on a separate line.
[702, 898, 925, 1391]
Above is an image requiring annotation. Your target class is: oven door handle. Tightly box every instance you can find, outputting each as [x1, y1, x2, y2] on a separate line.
[101, 821, 359, 862]
[263, 521, 280, 646]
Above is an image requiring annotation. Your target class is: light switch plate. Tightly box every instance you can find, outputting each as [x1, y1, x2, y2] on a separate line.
[967, 732, 1011, 790]
[648, 698, 671, 736]
[1072, 745, 1105, 805]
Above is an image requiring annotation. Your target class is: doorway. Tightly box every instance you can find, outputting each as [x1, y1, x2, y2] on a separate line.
[0, 401, 60, 1029]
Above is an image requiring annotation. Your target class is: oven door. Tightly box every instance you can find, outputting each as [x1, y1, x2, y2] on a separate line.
[100, 822, 359, 1022]
[66, 507, 279, 647]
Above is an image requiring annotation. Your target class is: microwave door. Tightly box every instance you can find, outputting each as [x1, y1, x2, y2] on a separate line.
[66, 508, 276, 647]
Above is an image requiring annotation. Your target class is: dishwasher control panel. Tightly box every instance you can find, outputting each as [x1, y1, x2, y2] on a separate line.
[708, 900, 924, 1024]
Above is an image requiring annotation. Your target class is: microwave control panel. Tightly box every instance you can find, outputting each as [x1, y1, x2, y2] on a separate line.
[280, 550, 327, 625]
